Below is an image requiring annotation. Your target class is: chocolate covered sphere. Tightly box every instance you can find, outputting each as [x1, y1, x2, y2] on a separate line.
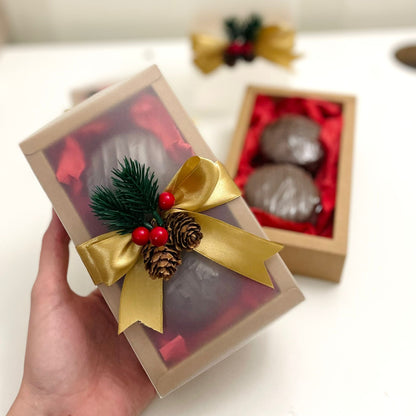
[86, 129, 180, 193]
[164, 252, 242, 335]
[260, 115, 323, 172]
[245, 164, 321, 223]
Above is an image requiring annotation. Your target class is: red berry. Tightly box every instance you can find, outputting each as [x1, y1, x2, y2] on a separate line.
[158, 192, 175, 210]
[131, 227, 150, 245]
[150, 226, 169, 246]
[227, 41, 243, 56]
[241, 42, 254, 56]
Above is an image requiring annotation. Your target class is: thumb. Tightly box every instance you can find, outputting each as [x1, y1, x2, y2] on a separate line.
[34, 210, 71, 297]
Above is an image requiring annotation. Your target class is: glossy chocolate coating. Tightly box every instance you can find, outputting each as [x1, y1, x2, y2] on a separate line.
[86, 129, 179, 193]
[164, 252, 242, 334]
[245, 164, 321, 223]
[260, 115, 323, 172]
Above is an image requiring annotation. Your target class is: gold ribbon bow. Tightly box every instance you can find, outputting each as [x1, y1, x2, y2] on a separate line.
[192, 25, 298, 74]
[77, 157, 283, 334]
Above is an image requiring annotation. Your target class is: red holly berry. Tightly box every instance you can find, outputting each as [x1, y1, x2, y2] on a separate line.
[150, 226, 169, 246]
[158, 192, 175, 210]
[241, 42, 254, 56]
[132, 226, 150, 245]
[227, 41, 243, 56]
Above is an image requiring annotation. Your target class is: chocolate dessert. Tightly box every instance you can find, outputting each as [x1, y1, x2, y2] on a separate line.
[245, 164, 321, 223]
[260, 115, 323, 173]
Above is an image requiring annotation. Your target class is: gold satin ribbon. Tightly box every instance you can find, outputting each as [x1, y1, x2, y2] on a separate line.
[192, 25, 298, 74]
[191, 34, 228, 74]
[77, 156, 283, 334]
[254, 26, 298, 67]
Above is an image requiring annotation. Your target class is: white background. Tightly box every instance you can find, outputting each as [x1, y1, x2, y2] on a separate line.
[1, 0, 416, 42]
[1, 24, 416, 416]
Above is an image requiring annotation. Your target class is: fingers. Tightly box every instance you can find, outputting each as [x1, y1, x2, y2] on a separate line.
[34, 211, 71, 296]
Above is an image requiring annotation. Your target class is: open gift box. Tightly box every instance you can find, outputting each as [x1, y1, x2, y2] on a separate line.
[20, 66, 303, 397]
[226, 86, 355, 282]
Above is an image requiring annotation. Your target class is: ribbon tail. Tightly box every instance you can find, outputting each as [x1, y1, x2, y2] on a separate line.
[76, 231, 140, 286]
[191, 212, 283, 288]
[118, 260, 163, 334]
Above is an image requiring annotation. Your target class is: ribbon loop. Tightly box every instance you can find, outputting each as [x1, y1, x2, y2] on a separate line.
[77, 231, 140, 286]
[254, 26, 298, 67]
[191, 34, 227, 74]
[166, 156, 241, 212]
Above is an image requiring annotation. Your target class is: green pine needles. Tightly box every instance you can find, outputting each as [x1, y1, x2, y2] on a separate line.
[224, 14, 262, 42]
[90, 157, 162, 234]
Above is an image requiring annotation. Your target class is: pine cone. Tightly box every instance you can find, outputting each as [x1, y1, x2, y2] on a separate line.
[142, 244, 182, 280]
[165, 211, 203, 251]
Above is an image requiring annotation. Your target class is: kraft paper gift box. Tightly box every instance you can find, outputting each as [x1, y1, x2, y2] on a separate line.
[227, 85, 355, 282]
[20, 66, 304, 396]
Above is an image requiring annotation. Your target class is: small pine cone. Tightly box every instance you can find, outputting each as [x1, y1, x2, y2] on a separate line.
[165, 211, 203, 251]
[142, 244, 182, 280]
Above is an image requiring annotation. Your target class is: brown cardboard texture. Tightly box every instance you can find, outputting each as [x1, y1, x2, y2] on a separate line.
[20, 66, 304, 397]
[227, 85, 355, 282]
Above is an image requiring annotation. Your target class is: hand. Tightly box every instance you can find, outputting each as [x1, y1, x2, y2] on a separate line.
[8, 212, 155, 415]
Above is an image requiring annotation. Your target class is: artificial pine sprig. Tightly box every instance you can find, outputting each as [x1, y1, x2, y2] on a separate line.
[90, 157, 161, 234]
[242, 14, 262, 42]
[224, 14, 262, 43]
[224, 17, 241, 41]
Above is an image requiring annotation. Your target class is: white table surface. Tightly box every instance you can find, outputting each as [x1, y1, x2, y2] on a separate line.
[1, 28, 416, 415]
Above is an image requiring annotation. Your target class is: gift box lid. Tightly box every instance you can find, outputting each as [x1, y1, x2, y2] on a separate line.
[20, 66, 304, 397]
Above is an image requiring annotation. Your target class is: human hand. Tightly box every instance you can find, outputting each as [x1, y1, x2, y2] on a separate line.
[8, 212, 155, 415]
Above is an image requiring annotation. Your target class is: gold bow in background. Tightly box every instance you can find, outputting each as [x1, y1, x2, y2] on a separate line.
[77, 157, 283, 334]
[192, 25, 298, 74]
